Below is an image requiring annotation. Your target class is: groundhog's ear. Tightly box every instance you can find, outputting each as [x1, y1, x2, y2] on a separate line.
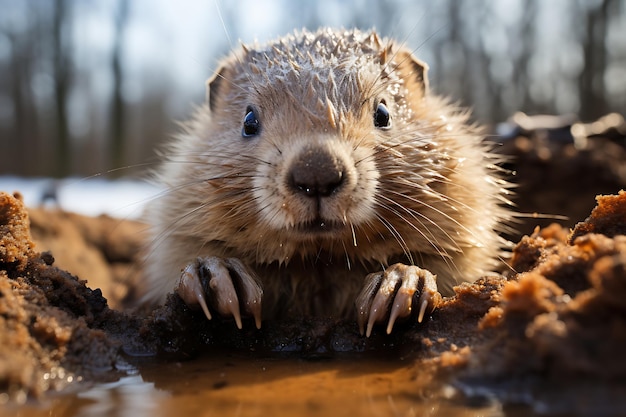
[397, 50, 429, 97]
[206, 65, 230, 112]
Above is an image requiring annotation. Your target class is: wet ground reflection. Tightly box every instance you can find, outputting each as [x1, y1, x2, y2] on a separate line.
[3, 352, 516, 417]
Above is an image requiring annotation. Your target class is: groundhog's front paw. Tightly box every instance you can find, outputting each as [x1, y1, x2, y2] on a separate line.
[355, 264, 442, 337]
[176, 257, 263, 329]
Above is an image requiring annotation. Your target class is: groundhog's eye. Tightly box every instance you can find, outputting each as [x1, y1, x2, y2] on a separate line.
[242, 107, 260, 137]
[374, 101, 391, 129]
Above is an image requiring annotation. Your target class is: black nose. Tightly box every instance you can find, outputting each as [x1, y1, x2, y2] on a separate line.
[289, 146, 346, 198]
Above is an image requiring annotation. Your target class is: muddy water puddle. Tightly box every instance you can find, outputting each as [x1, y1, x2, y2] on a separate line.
[2, 352, 524, 417]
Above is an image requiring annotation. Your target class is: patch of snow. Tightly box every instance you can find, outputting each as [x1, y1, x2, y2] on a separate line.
[0, 176, 161, 219]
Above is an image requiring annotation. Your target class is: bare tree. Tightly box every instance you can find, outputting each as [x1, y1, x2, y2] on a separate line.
[110, 0, 130, 173]
[515, 0, 537, 114]
[7, 32, 35, 175]
[579, 0, 612, 120]
[52, 0, 72, 177]
[1, 4, 43, 176]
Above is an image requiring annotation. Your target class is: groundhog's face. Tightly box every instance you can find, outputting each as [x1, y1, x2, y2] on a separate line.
[201, 29, 442, 264]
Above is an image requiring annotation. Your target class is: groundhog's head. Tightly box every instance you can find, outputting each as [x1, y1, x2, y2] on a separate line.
[195, 29, 470, 266]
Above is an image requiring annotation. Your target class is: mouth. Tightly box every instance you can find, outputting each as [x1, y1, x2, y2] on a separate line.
[294, 218, 344, 235]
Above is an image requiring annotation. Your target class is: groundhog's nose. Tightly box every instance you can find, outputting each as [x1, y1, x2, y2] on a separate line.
[288, 146, 346, 198]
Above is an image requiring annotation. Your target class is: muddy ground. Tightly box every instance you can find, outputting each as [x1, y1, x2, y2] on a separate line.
[1, 112, 626, 413]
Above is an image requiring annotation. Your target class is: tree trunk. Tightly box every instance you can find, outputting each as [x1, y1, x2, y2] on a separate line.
[52, 0, 71, 177]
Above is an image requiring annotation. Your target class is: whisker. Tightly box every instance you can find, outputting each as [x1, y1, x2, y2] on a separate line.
[350, 221, 358, 247]
[373, 211, 414, 265]
[375, 196, 457, 273]
[340, 239, 351, 270]
[378, 192, 462, 253]
[212, 0, 259, 98]
[162, 150, 273, 167]
[386, 173, 511, 223]
[144, 200, 213, 264]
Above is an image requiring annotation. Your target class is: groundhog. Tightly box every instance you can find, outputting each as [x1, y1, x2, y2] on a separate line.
[141, 28, 511, 336]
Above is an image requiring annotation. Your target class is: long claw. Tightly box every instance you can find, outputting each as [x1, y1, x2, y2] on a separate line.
[366, 291, 387, 337]
[205, 258, 242, 329]
[233, 308, 243, 329]
[387, 288, 412, 334]
[387, 267, 421, 333]
[176, 257, 264, 330]
[366, 319, 375, 338]
[417, 299, 429, 323]
[254, 311, 262, 330]
[356, 272, 384, 335]
[198, 296, 212, 321]
[178, 263, 212, 321]
[355, 264, 442, 337]
[417, 269, 441, 323]
[224, 258, 263, 329]
[364, 267, 402, 337]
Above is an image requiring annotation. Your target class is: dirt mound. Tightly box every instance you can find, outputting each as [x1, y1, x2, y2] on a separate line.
[444, 192, 626, 413]
[0, 193, 120, 400]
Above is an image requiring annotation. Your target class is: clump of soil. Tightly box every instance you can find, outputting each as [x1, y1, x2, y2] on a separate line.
[0, 193, 121, 401]
[26, 207, 145, 309]
[445, 191, 626, 412]
[570, 190, 626, 241]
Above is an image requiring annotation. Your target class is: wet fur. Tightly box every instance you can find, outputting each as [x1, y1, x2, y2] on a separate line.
[142, 28, 511, 319]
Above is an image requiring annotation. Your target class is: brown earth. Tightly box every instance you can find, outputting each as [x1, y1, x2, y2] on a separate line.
[499, 112, 626, 238]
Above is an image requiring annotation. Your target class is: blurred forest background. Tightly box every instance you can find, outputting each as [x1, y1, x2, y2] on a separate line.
[0, 0, 624, 178]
